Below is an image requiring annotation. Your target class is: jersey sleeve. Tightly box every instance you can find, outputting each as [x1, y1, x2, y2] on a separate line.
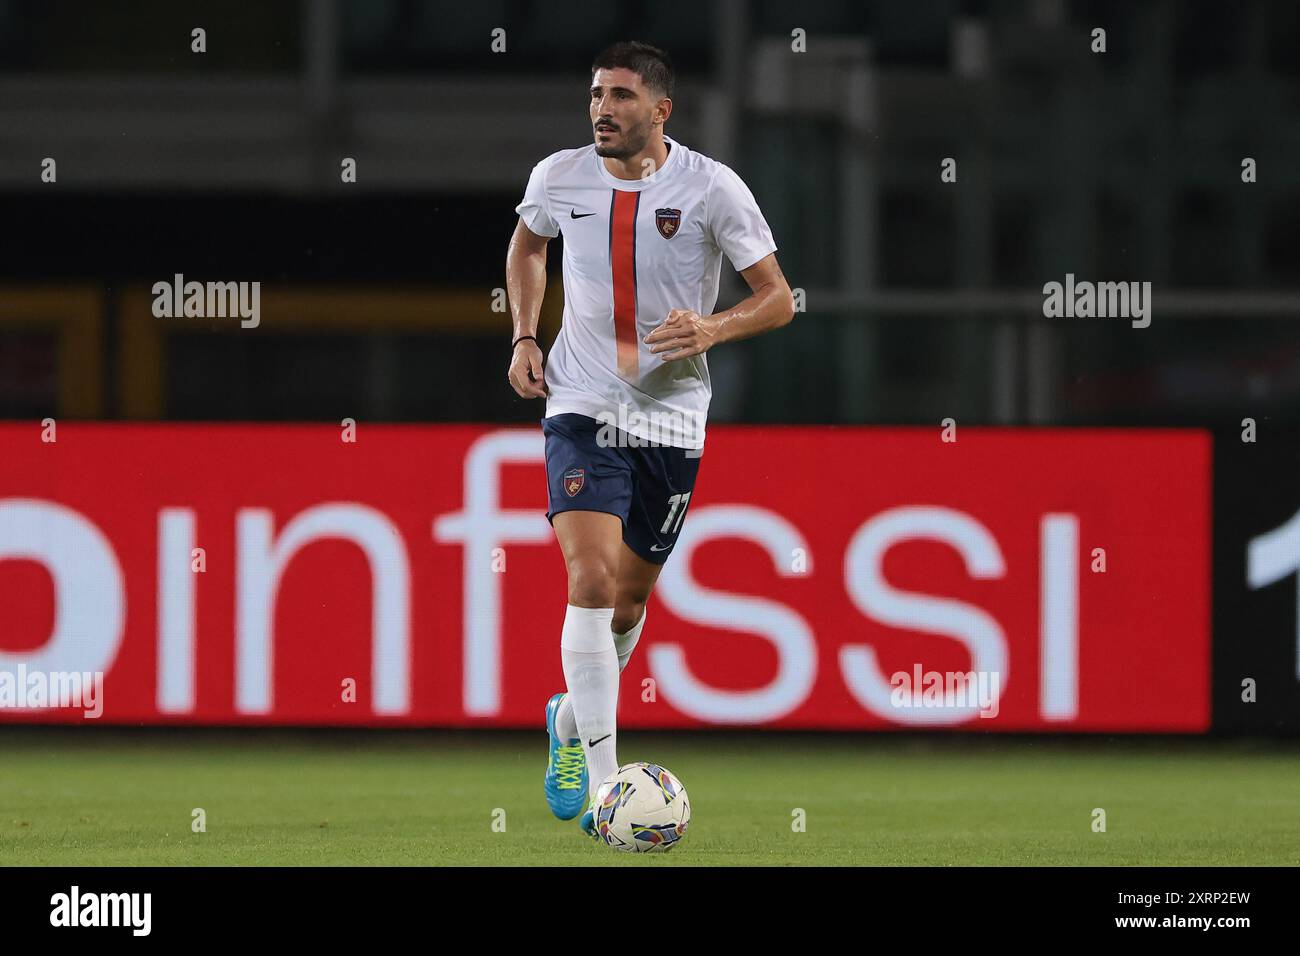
[706, 164, 777, 272]
[515, 155, 561, 238]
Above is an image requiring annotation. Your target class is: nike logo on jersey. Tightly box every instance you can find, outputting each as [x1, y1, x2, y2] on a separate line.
[570, 209, 596, 219]
[650, 543, 672, 552]
[587, 734, 611, 747]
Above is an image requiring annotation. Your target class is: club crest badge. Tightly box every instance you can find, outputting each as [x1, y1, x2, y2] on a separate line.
[563, 467, 585, 497]
[655, 208, 681, 240]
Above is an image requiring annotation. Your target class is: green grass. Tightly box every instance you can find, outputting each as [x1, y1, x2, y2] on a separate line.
[1, 731, 1297, 865]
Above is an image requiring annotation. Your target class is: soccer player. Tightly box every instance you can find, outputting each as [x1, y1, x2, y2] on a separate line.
[505, 41, 795, 839]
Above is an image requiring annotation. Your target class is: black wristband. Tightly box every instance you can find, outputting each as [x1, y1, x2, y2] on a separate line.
[512, 335, 538, 350]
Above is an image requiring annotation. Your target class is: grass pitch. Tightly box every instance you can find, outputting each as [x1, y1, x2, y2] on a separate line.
[1, 730, 1296, 866]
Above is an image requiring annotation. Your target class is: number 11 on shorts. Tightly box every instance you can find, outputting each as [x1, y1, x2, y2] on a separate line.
[660, 492, 692, 535]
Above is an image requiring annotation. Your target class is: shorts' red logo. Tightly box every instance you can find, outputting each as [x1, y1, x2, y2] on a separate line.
[563, 467, 585, 497]
[655, 208, 681, 240]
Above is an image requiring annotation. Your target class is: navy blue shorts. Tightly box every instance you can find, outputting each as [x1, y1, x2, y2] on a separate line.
[542, 413, 703, 565]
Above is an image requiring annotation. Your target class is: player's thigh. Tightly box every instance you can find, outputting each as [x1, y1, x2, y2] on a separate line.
[553, 510, 625, 576]
[615, 540, 664, 606]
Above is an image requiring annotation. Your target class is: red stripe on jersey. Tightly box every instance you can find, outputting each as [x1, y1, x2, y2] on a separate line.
[609, 190, 641, 379]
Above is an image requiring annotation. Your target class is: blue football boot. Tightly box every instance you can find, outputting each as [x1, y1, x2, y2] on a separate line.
[579, 795, 602, 842]
[544, 693, 588, 820]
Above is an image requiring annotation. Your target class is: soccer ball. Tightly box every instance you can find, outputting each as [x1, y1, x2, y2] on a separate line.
[593, 762, 690, 852]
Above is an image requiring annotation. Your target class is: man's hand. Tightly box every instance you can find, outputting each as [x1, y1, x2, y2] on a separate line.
[508, 339, 548, 398]
[644, 309, 719, 361]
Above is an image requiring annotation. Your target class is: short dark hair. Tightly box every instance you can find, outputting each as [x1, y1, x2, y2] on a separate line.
[591, 41, 674, 100]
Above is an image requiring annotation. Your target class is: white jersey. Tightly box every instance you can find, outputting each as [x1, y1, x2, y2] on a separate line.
[515, 135, 776, 449]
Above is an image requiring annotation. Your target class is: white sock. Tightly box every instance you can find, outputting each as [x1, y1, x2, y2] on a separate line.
[555, 606, 646, 740]
[614, 605, 647, 671]
[555, 695, 580, 742]
[560, 604, 620, 799]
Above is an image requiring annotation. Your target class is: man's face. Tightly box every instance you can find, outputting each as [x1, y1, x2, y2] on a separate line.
[589, 67, 665, 159]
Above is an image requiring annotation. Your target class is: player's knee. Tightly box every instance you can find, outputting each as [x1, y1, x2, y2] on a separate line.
[566, 558, 617, 608]
[612, 601, 645, 635]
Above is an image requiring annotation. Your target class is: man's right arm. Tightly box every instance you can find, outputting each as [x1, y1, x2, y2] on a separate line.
[505, 218, 550, 399]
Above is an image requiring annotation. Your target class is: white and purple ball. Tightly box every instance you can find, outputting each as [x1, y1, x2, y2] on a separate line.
[593, 762, 690, 852]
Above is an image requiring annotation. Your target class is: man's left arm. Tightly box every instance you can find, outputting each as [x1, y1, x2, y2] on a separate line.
[645, 253, 795, 361]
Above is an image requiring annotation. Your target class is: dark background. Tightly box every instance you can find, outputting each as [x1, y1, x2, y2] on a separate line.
[1, 0, 1297, 429]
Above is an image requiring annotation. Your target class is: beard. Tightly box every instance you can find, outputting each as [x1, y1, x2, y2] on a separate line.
[594, 119, 650, 159]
